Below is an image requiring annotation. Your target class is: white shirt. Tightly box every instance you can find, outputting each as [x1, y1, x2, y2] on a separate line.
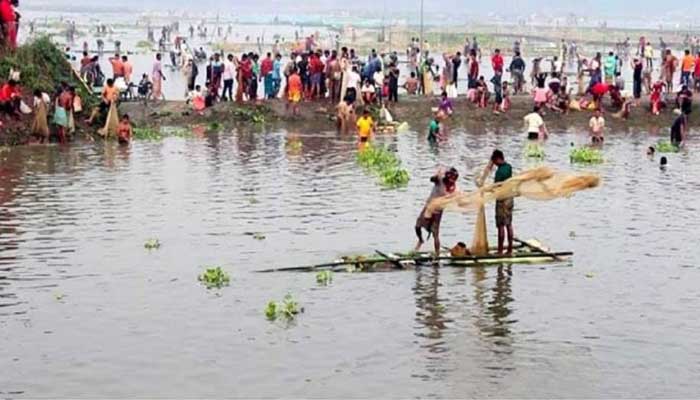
[347, 71, 361, 89]
[589, 116, 605, 134]
[222, 60, 235, 80]
[524, 112, 544, 133]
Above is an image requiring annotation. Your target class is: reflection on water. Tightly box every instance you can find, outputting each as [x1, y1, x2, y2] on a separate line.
[1, 127, 700, 398]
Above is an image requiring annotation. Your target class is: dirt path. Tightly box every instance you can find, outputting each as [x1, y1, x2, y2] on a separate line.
[119, 94, 688, 135]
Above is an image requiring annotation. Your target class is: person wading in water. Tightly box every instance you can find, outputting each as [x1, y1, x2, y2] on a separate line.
[415, 167, 459, 256]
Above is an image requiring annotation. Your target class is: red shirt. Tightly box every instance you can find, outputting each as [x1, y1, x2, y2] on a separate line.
[0, 0, 14, 24]
[694, 57, 700, 76]
[591, 82, 609, 97]
[469, 59, 479, 78]
[491, 54, 504, 72]
[309, 56, 324, 74]
[260, 58, 274, 77]
[239, 59, 252, 80]
[0, 84, 18, 102]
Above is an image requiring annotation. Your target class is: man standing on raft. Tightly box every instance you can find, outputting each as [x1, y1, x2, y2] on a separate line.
[415, 167, 459, 256]
[486, 150, 514, 254]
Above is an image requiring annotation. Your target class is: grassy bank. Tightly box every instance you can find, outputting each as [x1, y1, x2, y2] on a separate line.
[0, 36, 94, 146]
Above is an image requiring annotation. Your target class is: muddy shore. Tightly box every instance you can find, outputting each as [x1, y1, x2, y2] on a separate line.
[120, 94, 690, 135]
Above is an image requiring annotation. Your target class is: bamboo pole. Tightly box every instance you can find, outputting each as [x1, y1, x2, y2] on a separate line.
[255, 251, 573, 273]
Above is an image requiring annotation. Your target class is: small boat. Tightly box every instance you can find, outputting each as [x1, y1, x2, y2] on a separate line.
[256, 239, 572, 273]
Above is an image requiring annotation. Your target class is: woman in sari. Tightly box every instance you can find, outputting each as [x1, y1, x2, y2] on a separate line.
[421, 58, 435, 97]
[31, 90, 50, 143]
[151, 53, 165, 101]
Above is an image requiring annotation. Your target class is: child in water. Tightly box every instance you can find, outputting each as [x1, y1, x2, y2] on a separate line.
[117, 114, 133, 145]
[428, 117, 441, 142]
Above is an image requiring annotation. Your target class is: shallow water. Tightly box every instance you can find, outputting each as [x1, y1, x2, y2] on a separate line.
[1, 125, 700, 398]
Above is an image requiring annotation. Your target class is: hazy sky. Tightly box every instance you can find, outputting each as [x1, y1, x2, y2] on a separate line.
[32, 0, 694, 18]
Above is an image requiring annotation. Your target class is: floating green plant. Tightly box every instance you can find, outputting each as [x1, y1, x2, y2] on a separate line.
[569, 147, 603, 164]
[133, 127, 163, 140]
[357, 144, 410, 188]
[525, 143, 545, 159]
[379, 168, 410, 188]
[656, 140, 680, 153]
[316, 270, 333, 285]
[144, 238, 161, 250]
[265, 294, 302, 321]
[265, 301, 278, 320]
[198, 266, 230, 289]
[286, 139, 303, 152]
[232, 107, 267, 124]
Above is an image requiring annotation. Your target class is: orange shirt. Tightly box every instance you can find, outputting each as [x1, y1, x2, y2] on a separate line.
[682, 55, 695, 72]
[102, 85, 118, 103]
[110, 58, 124, 77]
[287, 74, 302, 93]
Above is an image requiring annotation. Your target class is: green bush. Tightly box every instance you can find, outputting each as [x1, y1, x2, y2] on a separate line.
[0, 36, 95, 107]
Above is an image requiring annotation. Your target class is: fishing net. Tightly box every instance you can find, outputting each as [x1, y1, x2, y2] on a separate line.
[426, 166, 600, 254]
[31, 101, 49, 138]
[99, 102, 119, 138]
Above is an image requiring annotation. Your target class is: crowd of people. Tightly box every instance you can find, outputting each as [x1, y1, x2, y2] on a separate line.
[1, 10, 698, 150]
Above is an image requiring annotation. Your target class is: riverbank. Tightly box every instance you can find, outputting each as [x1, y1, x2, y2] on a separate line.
[120, 94, 688, 135]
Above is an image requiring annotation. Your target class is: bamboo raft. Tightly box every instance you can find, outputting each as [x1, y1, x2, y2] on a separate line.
[256, 239, 572, 273]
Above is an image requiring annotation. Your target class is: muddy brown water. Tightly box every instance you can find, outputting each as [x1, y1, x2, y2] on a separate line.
[1, 126, 699, 398]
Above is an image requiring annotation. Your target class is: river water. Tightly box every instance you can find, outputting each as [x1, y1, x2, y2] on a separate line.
[1, 126, 699, 398]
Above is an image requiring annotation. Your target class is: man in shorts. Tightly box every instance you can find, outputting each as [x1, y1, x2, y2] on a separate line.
[488, 150, 514, 255]
[415, 167, 459, 256]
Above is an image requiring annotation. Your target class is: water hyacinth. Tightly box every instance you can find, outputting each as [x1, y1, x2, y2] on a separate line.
[357, 144, 410, 188]
[569, 147, 603, 164]
[198, 266, 230, 289]
[133, 127, 163, 140]
[143, 238, 161, 250]
[265, 294, 302, 321]
[316, 270, 333, 285]
[525, 143, 545, 159]
[656, 140, 680, 153]
[232, 107, 267, 124]
[207, 122, 222, 131]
